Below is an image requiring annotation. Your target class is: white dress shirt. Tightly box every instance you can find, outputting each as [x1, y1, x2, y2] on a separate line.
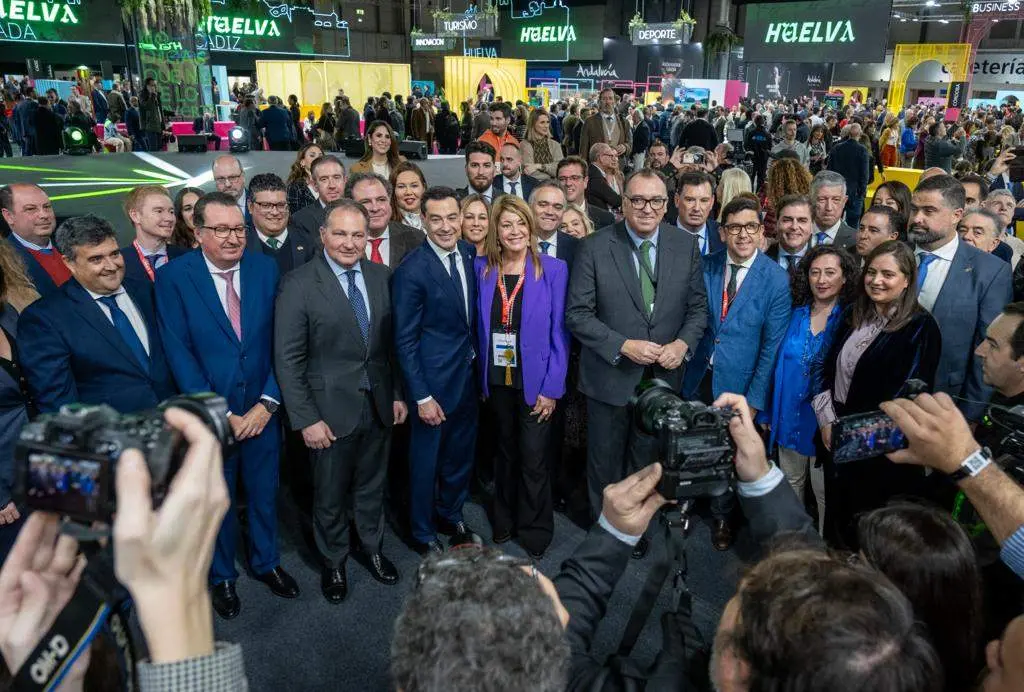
[811, 219, 842, 246]
[426, 238, 469, 322]
[235, 189, 247, 214]
[916, 233, 958, 314]
[677, 220, 707, 255]
[256, 228, 288, 249]
[203, 254, 242, 316]
[11, 233, 54, 252]
[87, 286, 151, 355]
[365, 227, 391, 265]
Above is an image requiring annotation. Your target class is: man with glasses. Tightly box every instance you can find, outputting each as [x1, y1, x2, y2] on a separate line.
[585, 143, 622, 214]
[212, 155, 249, 225]
[155, 191, 300, 620]
[555, 156, 614, 230]
[120, 185, 187, 283]
[681, 196, 792, 550]
[245, 173, 315, 276]
[566, 169, 707, 558]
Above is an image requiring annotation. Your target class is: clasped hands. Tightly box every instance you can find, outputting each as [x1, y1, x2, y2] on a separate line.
[621, 338, 688, 370]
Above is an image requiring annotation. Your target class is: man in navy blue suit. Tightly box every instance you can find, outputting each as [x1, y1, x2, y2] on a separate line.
[121, 185, 187, 283]
[392, 186, 480, 554]
[0, 184, 71, 297]
[259, 96, 297, 151]
[674, 171, 724, 256]
[492, 142, 539, 201]
[155, 191, 299, 619]
[18, 215, 177, 414]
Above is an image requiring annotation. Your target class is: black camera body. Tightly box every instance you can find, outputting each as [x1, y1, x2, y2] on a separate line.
[631, 380, 736, 500]
[16, 393, 233, 524]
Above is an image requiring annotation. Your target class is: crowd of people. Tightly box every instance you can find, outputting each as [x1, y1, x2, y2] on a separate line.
[0, 84, 1023, 690]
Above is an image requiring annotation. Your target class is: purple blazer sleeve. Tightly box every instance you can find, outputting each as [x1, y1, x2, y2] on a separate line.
[538, 255, 570, 401]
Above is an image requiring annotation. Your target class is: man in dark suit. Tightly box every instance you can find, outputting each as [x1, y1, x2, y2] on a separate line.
[492, 142, 539, 201]
[0, 184, 70, 297]
[392, 187, 480, 554]
[678, 108, 719, 152]
[192, 110, 220, 150]
[673, 171, 724, 257]
[245, 173, 315, 276]
[810, 171, 858, 248]
[586, 144, 623, 213]
[910, 175, 1013, 421]
[530, 181, 578, 271]
[260, 96, 297, 151]
[345, 172, 424, 268]
[275, 199, 405, 603]
[290, 155, 348, 240]
[565, 169, 708, 557]
[455, 140, 497, 203]
[556, 156, 615, 230]
[121, 185, 188, 283]
[681, 196, 792, 549]
[826, 122, 871, 229]
[155, 192, 299, 619]
[765, 194, 814, 275]
[19, 215, 177, 414]
[212, 155, 250, 227]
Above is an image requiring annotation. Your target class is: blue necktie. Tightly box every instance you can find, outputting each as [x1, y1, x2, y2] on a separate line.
[345, 270, 371, 390]
[97, 295, 149, 371]
[509, 181, 518, 197]
[146, 252, 166, 269]
[540, 240, 551, 256]
[816, 231, 829, 246]
[448, 252, 466, 318]
[917, 252, 938, 290]
[700, 233, 708, 255]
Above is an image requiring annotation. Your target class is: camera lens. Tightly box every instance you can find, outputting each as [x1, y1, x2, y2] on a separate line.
[630, 379, 683, 435]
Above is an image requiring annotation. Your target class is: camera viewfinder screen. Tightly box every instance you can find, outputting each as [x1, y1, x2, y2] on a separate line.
[833, 412, 907, 464]
[25, 453, 104, 517]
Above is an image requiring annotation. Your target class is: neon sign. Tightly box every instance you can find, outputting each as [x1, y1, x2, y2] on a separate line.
[520, 24, 576, 42]
[196, 0, 350, 56]
[203, 15, 282, 37]
[763, 21, 855, 45]
[0, 0, 78, 24]
[0, 0, 124, 45]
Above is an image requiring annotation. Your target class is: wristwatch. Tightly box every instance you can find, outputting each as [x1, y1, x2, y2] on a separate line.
[946, 447, 991, 482]
[259, 397, 280, 415]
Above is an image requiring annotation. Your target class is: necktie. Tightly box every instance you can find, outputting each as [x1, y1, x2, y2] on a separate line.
[146, 252, 166, 268]
[97, 295, 148, 370]
[917, 252, 938, 290]
[509, 181, 518, 197]
[37, 247, 52, 255]
[638, 240, 656, 315]
[700, 234, 708, 255]
[726, 263, 741, 307]
[216, 270, 242, 340]
[265, 237, 280, 250]
[816, 231, 829, 246]
[345, 270, 371, 390]
[539, 240, 551, 256]
[448, 252, 467, 319]
[369, 238, 384, 264]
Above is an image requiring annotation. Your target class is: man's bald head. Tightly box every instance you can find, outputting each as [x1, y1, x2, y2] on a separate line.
[212, 155, 245, 201]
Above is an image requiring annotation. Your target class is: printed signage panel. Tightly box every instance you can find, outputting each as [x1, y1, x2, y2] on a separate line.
[0, 0, 125, 46]
[196, 0, 350, 57]
[744, 0, 892, 64]
[412, 34, 457, 51]
[630, 23, 684, 46]
[497, 0, 603, 62]
[436, 11, 496, 38]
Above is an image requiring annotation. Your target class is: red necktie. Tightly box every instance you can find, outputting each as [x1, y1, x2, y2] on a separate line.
[369, 238, 384, 264]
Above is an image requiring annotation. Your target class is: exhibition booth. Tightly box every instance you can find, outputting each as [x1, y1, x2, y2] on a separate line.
[443, 56, 527, 109]
[255, 60, 411, 120]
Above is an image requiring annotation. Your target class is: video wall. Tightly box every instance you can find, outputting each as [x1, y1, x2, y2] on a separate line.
[497, 0, 604, 62]
[743, 0, 891, 64]
[734, 62, 833, 99]
[197, 0, 350, 58]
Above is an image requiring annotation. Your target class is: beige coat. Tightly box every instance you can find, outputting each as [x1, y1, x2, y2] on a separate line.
[520, 136, 565, 180]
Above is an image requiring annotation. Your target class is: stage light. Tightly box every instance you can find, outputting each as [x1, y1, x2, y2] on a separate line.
[62, 126, 92, 155]
[228, 127, 250, 153]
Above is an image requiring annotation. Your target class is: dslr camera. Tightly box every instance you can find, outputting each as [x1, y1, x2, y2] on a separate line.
[630, 379, 737, 500]
[15, 393, 234, 524]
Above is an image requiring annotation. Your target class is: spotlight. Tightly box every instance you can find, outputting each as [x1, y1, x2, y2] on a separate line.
[62, 126, 92, 155]
[228, 126, 249, 153]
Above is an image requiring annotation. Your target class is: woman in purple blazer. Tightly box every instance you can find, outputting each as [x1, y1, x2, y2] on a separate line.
[475, 195, 570, 558]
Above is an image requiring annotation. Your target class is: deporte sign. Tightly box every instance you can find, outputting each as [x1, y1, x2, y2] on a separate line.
[744, 0, 891, 64]
[630, 23, 685, 46]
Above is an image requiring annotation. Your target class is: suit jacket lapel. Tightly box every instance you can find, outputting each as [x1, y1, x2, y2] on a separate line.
[313, 254, 363, 347]
[187, 253, 239, 345]
[461, 244, 475, 325]
[361, 259, 385, 348]
[65, 281, 149, 376]
[479, 265, 497, 339]
[723, 254, 765, 325]
[610, 226, 648, 320]
[932, 242, 969, 318]
[653, 229, 679, 320]
[708, 256, 725, 326]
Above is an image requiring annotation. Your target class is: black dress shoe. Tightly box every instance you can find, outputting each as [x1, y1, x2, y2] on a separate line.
[255, 566, 300, 599]
[415, 539, 445, 555]
[631, 535, 650, 560]
[450, 521, 482, 548]
[712, 519, 734, 551]
[527, 548, 546, 560]
[492, 529, 513, 544]
[321, 565, 347, 603]
[211, 581, 240, 619]
[361, 552, 399, 585]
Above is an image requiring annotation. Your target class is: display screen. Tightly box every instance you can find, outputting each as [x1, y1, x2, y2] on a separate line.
[0, 0, 124, 46]
[739, 62, 832, 99]
[496, 0, 603, 62]
[196, 0, 350, 57]
[25, 453, 104, 517]
[743, 0, 891, 64]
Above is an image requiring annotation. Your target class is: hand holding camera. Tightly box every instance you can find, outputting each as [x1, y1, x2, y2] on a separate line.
[601, 463, 670, 537]
[712, 393, 771, 483]
[879, 392, 980, 474]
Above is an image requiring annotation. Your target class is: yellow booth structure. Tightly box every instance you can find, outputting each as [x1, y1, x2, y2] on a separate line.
[256, 60, 411, 118]
[443, 56, 526, 108]
[886, 44, 971, 111]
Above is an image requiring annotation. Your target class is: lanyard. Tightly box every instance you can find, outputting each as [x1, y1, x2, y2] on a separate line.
[498, 271, 525, 331]
[721, 265, 739, 322]
[132, 240, 156, 282]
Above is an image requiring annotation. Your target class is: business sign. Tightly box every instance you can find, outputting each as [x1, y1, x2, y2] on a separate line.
[411, 34, 456, 51]
[497, 0, 603, 62]
[0, 0, 124, 45]
[970, 1, 1021, 13]
[630, 23, 685, 46]
[947, 81, 969, 109]
[196, 0, 350, 57]
[436, 10, 496, 38]
[744, 0, 891, 64]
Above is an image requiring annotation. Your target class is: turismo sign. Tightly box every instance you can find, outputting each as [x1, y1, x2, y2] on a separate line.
[744, 0, 891, 64]
[0, 0, 123, 45]
[436, 11, 495, 38]
[630, 23, 685, 46]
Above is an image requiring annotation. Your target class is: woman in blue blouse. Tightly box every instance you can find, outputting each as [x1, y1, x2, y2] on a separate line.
[766, 244, 858, 532]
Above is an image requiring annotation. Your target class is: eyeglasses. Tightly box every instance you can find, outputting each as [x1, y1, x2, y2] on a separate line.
[557, 175, 584, 184]
[253, 201, 288, 212]
[723, 222, 763, 236]
[625, 196, 668, 211]
[214, 174, 242, 185]
[415, 545, 535, 589]
[201, 225, 247, 239]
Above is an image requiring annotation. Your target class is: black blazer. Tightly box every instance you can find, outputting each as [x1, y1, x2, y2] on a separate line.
[386, 222, 426, 269]
[245, 225, 316, 276]
[826, 138, 871, 201]
[585, 204, 615, 231]
[491, 173, 539, 201]
[290, 202, 326, 242]
[120, 244, 188, 283]
[553, 230, 578, 274]
[585, 163, 621, 212]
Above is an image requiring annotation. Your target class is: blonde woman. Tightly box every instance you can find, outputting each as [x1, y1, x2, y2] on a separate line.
[716, 168, 753, 222]
[474, 195, 569, 558]
[460, 194, 489, 256]
[0, 243, 39, 313]
[560, 206, 593, 239]
[521, 108, 564, 181]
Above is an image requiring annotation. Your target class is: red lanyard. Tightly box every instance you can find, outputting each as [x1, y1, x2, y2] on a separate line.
[132, 241, 156, 282]
[497, 272, 525, 332]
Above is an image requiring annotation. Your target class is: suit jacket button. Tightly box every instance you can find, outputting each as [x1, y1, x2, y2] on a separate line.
[715, 338, 720, 344]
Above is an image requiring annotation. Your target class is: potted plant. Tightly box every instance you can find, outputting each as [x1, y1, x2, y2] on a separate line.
[673, 9, 696, 44]
[628, 12, 647, 32]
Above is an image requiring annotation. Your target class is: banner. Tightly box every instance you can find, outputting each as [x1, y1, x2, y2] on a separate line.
[496, 0, 603, 62]
[0, 0, 124, 46]
[195, 0, 350, 57]
[435, 9, 497, 38]
[630, 23, 686, 46]
[743, 0, 892, 64]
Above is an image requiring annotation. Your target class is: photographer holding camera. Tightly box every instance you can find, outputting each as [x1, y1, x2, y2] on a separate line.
[0, 407, 246, 691]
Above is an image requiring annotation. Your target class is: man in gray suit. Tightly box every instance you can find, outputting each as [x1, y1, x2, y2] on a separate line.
[810, 171, 857, 248]
[274, 198, 407, 603]
[910, 174, 1013, 421]
[345, 172, 424, 268]
[565, 169, 707, 557]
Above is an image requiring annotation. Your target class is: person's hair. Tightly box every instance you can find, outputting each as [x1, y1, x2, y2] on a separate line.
[287, 143, 323, 184]
[527, 179, 567, 206]
[623, 168, 667, 197]
[988, 188, 1016, 206]
[390, 161, 427, 221]
[172, 186, 204, 249]
[526, 107, 550, 142]
[928, 121, 944, 138]
[676, 171, 716, 197]
[556, 156, 587, 179]
[345, 171, 393, 200]
[391, 549, 569, 692]
[319, 102, 332, 119]
[359, 119, 402, 169]
[310, 154, 346, 180]
[0, 240, 40, 311]
[248, 173, 286, 199]
[459, 193, 490, 220]
[489, 102, 512, 120]
[465, 140, 496, 163]
[1001, 302, 1024, 360]
[53, 215, 117, 262]
[775, 193, 813, 219]
[485, 195, 543, 280]
[852, 240, 921, 332]
[729, 549, 943, 692]
[957, 173, 989, 203]
[322, 197, 370, 230]
[720, 196, 762, 225]
[863, 204, 907, 242]
[122, 184, 171, 220]
[858, 503, 983, 692]
[914, 174, 966, 211]
[809, 123, 828, 142]
[420, 186, 458, 215]
[791, 244, 859, 307]
[561, 205, 594, 236]
[715, 169, 753, 221]
[648, 139, 668, 153]
[767, 159, 813, 210]
[192, 191, 240, 231]
[871, 180, 913, 224]
[810, 170, 848, 199]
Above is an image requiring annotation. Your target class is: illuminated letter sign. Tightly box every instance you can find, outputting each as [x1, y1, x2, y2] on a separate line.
[412, 33, 455, 51]
[763, 21, 855, 45]
[520, 24, 577, 42]
[205, 15, 282, 37]
[630, 22, 683, 46]
[971, 1, 1021, 11]
[744, 0, 887, 64]
[0, 0, 93, 43]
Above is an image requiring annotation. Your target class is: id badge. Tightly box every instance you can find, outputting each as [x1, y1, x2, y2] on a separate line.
[492, 332, 518, 368]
